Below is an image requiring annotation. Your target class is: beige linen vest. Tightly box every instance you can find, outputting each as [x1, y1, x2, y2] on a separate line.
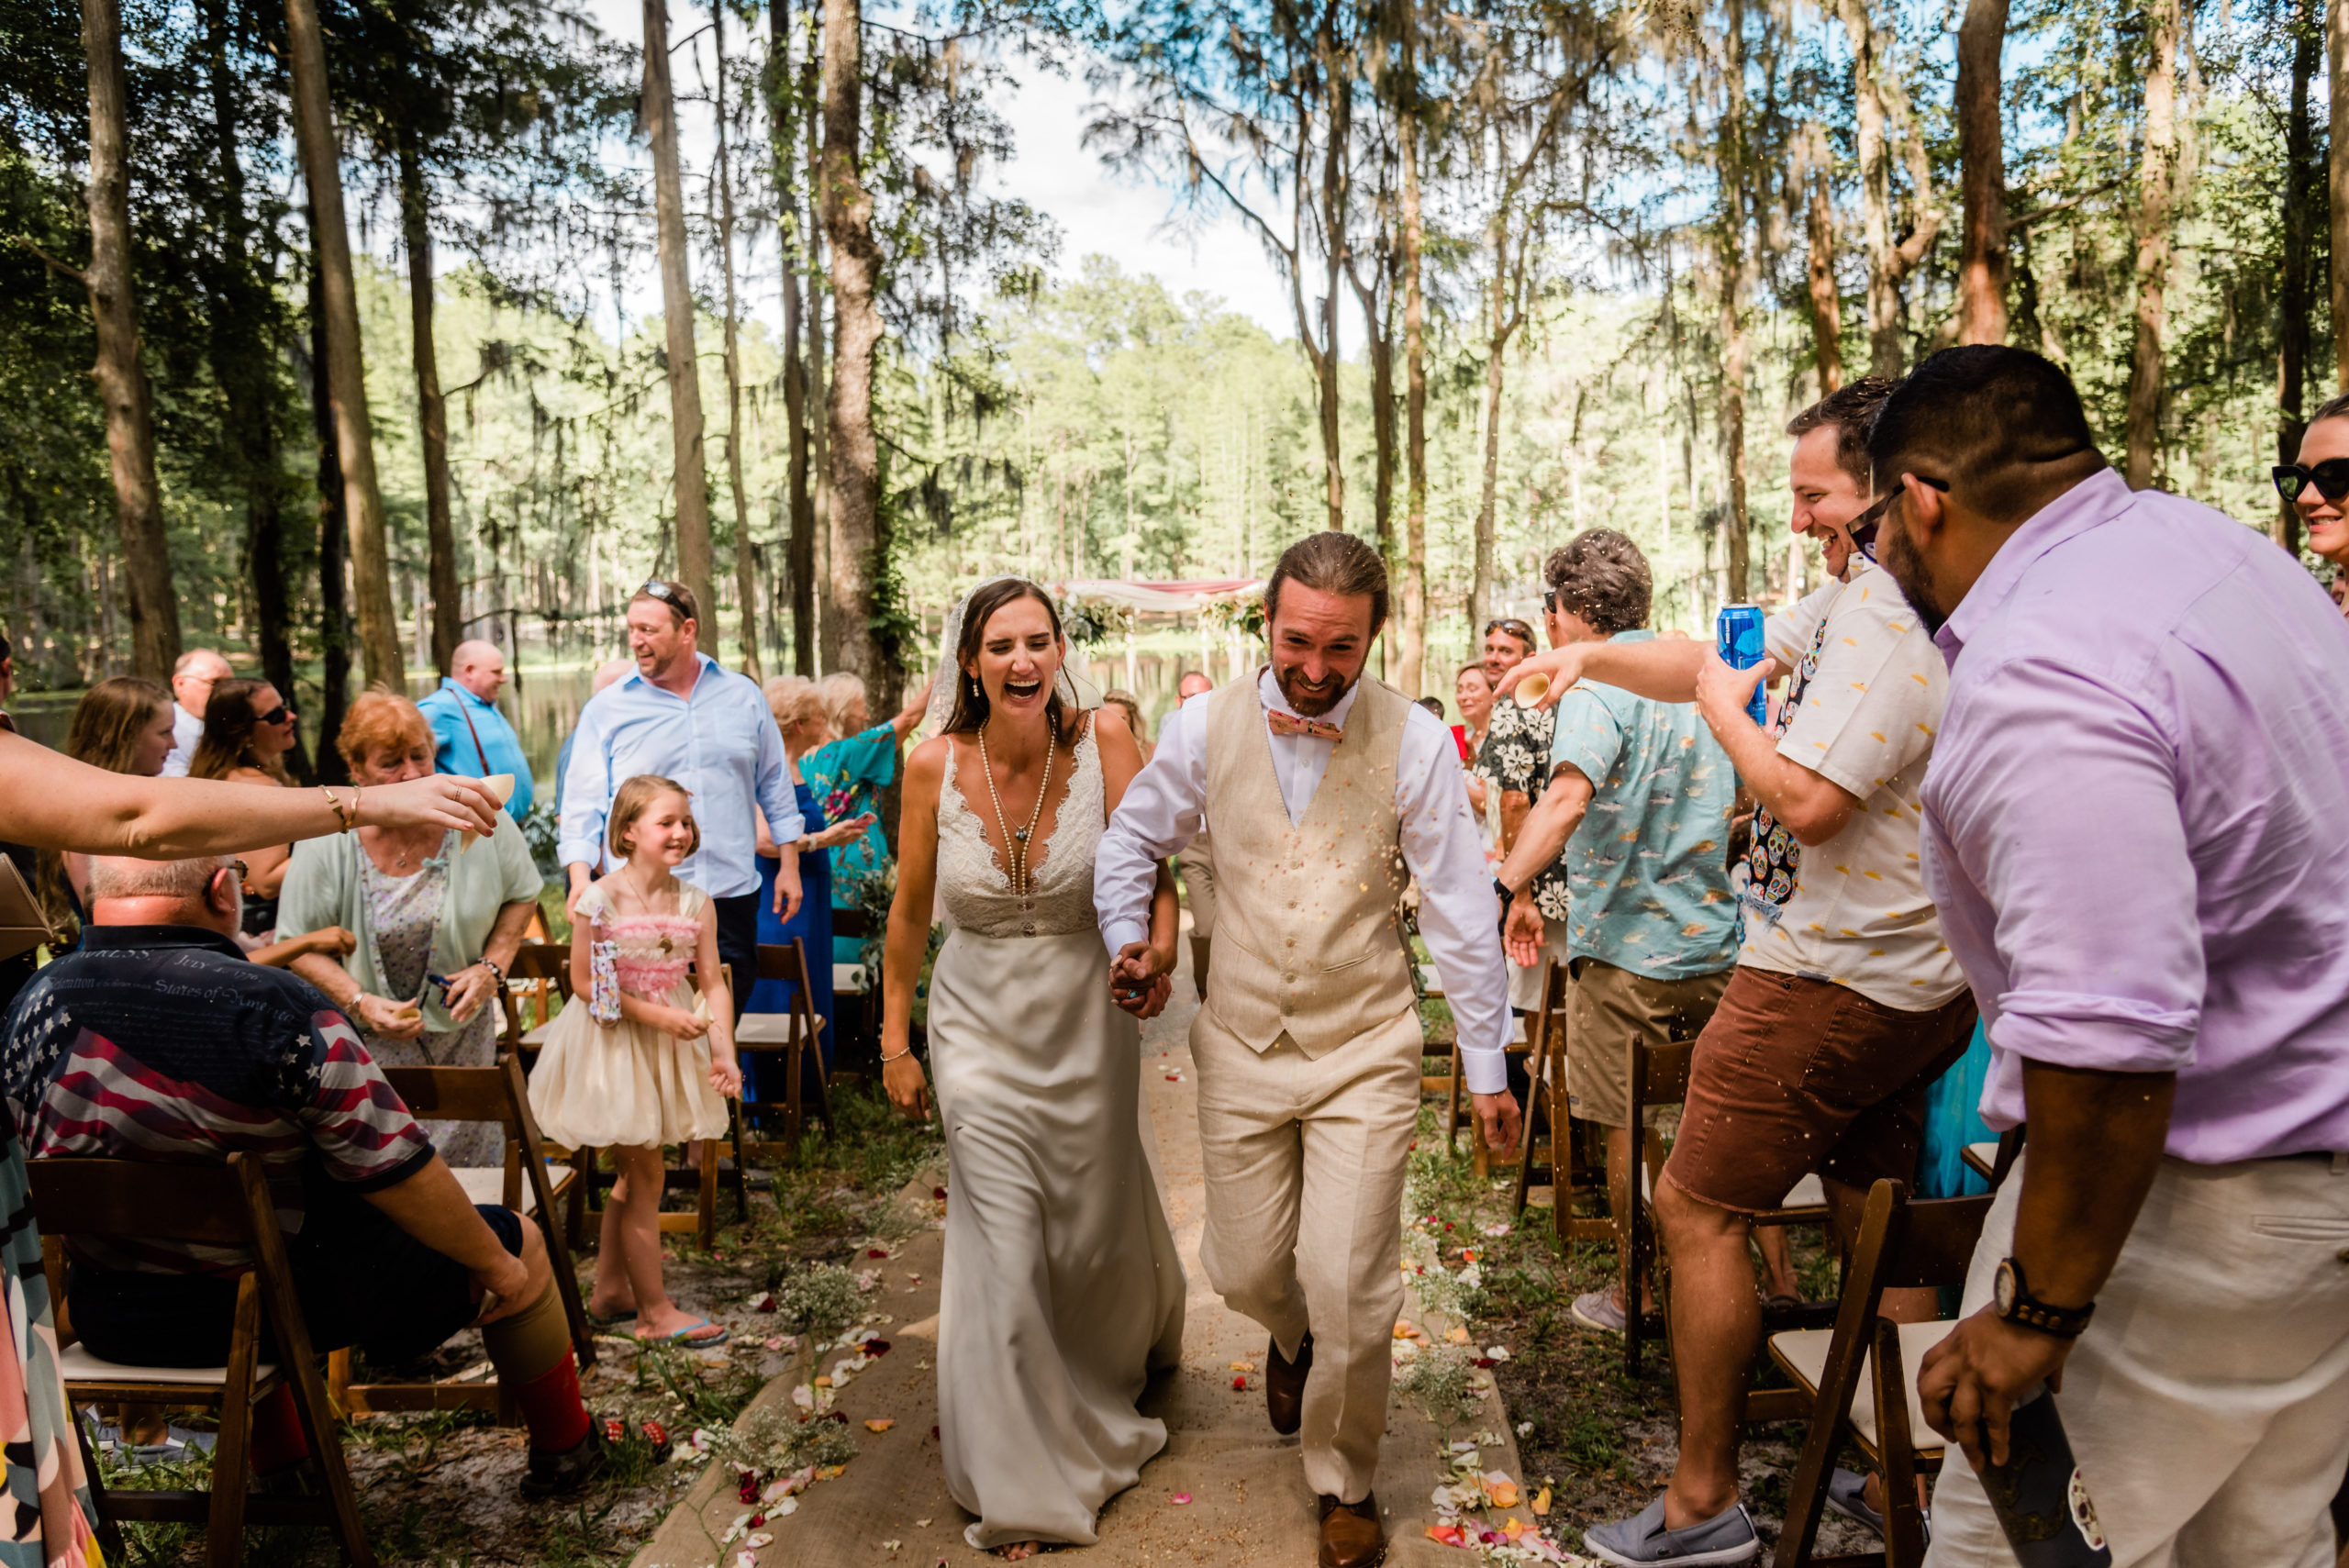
[1201, 674, 1417, 1057]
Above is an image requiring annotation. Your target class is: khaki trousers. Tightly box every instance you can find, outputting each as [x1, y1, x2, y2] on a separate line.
[1925, 1151, 2349, 1568]
[1191, 1002, 1423, 1504]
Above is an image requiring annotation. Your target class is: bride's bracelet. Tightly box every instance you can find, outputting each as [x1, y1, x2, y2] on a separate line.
[879, 1045, 914, 1064]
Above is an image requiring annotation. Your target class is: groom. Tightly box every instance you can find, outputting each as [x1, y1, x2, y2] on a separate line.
[1098, 531, 1519, 1568]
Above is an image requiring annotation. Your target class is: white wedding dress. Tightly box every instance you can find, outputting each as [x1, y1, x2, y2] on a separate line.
[929, 718, 1186, 1550]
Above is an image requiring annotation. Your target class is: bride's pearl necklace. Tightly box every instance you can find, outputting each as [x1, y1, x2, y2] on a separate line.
[975, 720, 1052, 900]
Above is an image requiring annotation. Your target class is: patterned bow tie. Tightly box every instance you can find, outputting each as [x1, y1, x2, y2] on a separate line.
[1267, 710, 1343, 742]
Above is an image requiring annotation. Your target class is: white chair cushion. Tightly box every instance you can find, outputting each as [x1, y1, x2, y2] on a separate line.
[519, 1018, 559, 1049]
[1785, 1173, 1827, 1207]
[833, 962, 869, 994]
[1768, 1318, 1954, 1456]
[452, 1163, 570, 1215]
[736, 1012, 825, 1047]
[61, 1342, 277, 1386]
[1963, 1141, 2000, 1177]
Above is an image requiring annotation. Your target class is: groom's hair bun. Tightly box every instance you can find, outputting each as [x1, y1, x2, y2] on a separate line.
[1265, 531, 1388, 638]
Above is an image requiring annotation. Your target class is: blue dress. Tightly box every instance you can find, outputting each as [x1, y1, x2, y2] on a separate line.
[799, 722, 900, 964]
[1916, 1020, 1996, 1199]
[750, 777, 837, 1084]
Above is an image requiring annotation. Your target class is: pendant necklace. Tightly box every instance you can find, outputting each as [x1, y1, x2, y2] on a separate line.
[976, 721, 1053, 899]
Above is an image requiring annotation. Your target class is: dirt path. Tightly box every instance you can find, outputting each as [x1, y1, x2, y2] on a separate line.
[632, 940, 1542, 1568]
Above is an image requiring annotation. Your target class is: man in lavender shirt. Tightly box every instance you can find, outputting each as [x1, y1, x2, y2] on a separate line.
[1866, 345, 2349, 1568]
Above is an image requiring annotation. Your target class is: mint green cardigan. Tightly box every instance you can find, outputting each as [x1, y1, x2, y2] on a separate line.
[277, 816, 544, 1035]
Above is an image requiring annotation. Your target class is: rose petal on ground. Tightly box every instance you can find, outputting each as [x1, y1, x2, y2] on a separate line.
[1531, 1485, 1552, 1517]
[865, 1418, 896, 1432]
[1447, 1327, 1472, 1344]
[1230, 1361, 1255, 1372]
[1486, 1346, 1510, 1361]
[745, 1533, 774, 1549]
[1231, 1375, 1248, 1390]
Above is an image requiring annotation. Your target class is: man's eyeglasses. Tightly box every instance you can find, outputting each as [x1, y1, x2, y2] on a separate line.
[1485, 617, 1536, 645]
[225, 861, 250, 884]
[2274, 460, 2349, 506]
[1845, 474, 1951, 563]
[258, 703, 295, 727]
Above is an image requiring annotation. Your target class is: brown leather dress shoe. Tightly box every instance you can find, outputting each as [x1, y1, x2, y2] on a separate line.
[1318, 1493, 1385, 1568]
[1266, 1331, 1313, 1435]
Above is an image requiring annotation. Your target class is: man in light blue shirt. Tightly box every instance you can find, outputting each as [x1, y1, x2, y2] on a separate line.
[1494, 529, 1738, 1337]
[417, 640, 535, 822]
[558, 582, 803, 1015]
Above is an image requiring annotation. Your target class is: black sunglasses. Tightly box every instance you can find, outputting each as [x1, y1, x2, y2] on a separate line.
[640, 579, 685, 606]
[1845, 474, 1951, 563]
[258, 703, 295, 726]
[2275, 460, 2349, 505]
[1485, 617, 1536, 643]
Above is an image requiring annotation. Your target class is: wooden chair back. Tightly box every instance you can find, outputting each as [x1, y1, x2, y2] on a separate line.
[29, 1153, 375, 1566]
[500, 942, 573, 1048]
[1770, 1179, 1996, 1568]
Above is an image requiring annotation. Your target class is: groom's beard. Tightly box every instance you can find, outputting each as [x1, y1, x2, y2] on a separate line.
[1276, 663, 1355, 717]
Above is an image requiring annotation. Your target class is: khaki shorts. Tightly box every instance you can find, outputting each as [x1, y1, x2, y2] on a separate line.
[1564, 960, 1731, 1129]
[1663, 966, 1977, 1215]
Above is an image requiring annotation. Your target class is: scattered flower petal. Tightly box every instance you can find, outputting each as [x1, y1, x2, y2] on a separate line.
[865, 1418, 896, 1433]
[1170, 1493, 1192, 1505]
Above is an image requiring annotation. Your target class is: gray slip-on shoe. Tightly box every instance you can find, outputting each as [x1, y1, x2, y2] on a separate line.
[1569, 1287, 1627, 1333]
[1583, 1496, 1760, 1566]
[1824, 1468, 1928, 1546]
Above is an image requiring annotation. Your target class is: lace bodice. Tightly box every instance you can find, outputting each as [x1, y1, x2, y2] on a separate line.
[576, 880, 707, 995]
[937, 720, 1105, 939]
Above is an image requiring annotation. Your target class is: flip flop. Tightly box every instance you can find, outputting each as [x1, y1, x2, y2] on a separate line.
[636, 1317, 729, 1348]
[587, 1307, 640, 1329]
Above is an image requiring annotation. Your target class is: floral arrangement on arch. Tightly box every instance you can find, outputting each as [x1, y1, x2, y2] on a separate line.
[1057, 595, 1134, 648]
[1196, 584, 1266, 641]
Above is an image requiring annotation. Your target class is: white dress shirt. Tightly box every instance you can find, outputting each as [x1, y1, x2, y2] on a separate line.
[555, 654, 803, 897]
[160, 702, 203, 778]
[1097, 669, 1514, 1094]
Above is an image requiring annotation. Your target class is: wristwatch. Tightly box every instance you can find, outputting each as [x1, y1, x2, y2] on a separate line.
[1993, 1256, 2095, 1339]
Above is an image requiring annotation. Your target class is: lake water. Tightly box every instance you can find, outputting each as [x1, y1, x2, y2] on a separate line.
[10, 633, 1478, 790]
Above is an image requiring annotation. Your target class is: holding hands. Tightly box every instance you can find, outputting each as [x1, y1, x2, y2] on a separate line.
[1109, 940, 1175, 1020]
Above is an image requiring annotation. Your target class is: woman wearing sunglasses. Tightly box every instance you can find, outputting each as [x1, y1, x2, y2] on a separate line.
[2275, 395, 2349, 616]
[190, 675, 301, 942]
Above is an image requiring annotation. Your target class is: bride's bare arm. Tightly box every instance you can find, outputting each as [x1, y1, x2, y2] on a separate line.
[0, 732, 498, 855]
[880, 736, 949, 1120]
[1094, 709, 1178, 1015]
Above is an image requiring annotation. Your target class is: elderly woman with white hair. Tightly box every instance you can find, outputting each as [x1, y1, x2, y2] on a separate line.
[799, 670, 931, 964]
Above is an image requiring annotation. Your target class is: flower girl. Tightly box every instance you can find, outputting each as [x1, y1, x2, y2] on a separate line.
[529, 774, 740, 1346]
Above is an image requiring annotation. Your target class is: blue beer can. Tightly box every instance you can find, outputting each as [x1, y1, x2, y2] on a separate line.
[1716, 603, 1770, 728]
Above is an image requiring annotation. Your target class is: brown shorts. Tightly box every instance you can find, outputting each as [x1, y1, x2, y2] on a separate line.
[1564, 960, 1731, 1129]
[1662, 966, 1977, 1215]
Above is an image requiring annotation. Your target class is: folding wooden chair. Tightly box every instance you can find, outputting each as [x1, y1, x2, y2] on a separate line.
[1960, 1126, 2024, 1188]
[326, 1058, 596, 1421]
[31, 1152, 374, 1568]
[500, 941, 573, 1055]
[732, 939, 835, 1159]
[1508, 961, 1614, 1248]
[1622, 1036, 1833, 1377]
[1767, 1178, 1995, 1568]
[829, 907, 878, 1073]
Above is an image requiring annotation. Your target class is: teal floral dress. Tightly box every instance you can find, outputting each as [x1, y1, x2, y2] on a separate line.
[798, 722, 900, 963]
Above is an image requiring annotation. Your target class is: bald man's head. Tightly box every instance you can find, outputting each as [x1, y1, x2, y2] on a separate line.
[590, 656, 634, 696]
[1177, 671, 1214, 700]
[87, 854, 240, 937]
[451, 640, 509, 702]
[171, 649, 232, 715]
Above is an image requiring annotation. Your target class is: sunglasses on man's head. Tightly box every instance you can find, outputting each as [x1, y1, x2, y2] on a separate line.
[2274, 461, 2349, 506]
[1485, 618, 1536, 643]
[640, 580, 684, 606]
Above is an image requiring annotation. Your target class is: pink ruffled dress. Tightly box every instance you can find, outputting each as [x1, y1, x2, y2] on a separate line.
[526, 879, 730, 1148]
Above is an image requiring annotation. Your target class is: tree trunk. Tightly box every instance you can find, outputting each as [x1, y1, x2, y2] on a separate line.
[770, 0, 817, 675]
[399, 139, 460, 675]
[201, 0, 307, 780]
[307, 251, 352, 784]
[79, 0, 180, 680]
[2125, 0, 2180, 489]
[1720, 0, 1752, 601]
[285, 0, 404, 692]
[2282, 0, 2319, 550]
[645, 0, 717, 622]
[714, 0, 760, 677]
[1470, 217, 1509, 638]
[819, 0, 891, 697]
[1362, 279, 1396, 632]
[1397, 1, 1429, 698]
[2332, 0, 2349, 389]
[1317, 19, 1348, 533]
[1954, 0, 2011, 344]
[805, 42, 833, 656]
[1805, 157, 1843, 393]
[1841, 0, 1941, 376]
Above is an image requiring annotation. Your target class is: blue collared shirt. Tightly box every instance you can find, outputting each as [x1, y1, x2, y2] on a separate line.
[555, 655, 802, 897]
[417, 678, 535, 821]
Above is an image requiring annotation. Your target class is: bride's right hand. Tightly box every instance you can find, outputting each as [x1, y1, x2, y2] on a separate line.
[883, 1047, 930, 1121]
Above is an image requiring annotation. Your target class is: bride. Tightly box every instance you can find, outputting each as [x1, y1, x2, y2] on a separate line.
[880, 577, 1187, 1559]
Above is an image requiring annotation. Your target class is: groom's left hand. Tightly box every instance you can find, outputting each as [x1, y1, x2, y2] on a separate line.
[1471, 1091, 1522, 1156]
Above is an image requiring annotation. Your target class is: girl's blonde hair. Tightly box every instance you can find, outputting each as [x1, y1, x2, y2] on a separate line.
[607, 774, 700, 861]
[764, 675, 825, 744]
[818, 671, 866, 739]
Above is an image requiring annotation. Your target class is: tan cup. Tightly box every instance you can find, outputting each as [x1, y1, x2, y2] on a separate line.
[1512, 673, 1551, 708]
